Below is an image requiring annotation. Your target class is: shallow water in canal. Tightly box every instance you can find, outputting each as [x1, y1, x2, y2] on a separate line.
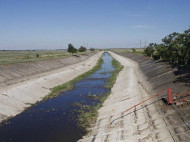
[0, 52, 114, 142]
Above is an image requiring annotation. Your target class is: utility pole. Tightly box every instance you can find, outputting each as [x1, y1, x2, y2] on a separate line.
[145, 39, 147, 48]
[140, 40, 141, 48]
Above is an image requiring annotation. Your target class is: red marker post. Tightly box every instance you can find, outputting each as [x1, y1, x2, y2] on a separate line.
[168, 88, 174, 104]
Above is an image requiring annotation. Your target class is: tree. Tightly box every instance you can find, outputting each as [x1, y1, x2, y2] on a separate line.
[67, 43, 77, 54]
[144, 43, 155, 57]
[144, 27, 190, 66]
[78, 46, 87, 52]
[36, 53, 40, 58]
[90, 48, 95, 52]
[183, 27, 190, 64]
[162, 32, 179, 63]
[132, 48, 136, 52]
[153, 44, 165, 60]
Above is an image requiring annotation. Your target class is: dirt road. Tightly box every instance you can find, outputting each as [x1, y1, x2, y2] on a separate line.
[79, 52, 174, 142]
[0, 52, 103, 123]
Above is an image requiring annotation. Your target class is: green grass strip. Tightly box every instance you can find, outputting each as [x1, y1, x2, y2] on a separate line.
[106, 58, 124, 89]
[77, 57, 124, 130]
[44, 57, 103, 100]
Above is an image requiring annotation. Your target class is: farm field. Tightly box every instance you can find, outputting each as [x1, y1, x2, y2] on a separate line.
[108, 48, 144, 55]
[0, 50, 93, 65]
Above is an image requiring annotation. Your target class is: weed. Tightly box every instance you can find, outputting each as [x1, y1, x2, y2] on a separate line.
[76, 57, 123, 132]
[44, 58, 103, 99]
[106, 59, 124, 89]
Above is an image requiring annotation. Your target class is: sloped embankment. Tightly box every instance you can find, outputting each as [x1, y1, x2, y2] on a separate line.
[0, 52, 101, 123]
[116, 52, 190, 94]
[116, 52, 190, 141]
[79, 52, 175, 142]
[0, 53, 95, 87]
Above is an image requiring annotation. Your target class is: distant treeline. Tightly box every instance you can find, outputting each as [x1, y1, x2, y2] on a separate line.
[144, 27, 190, 66]
[67, 43, 95, 54]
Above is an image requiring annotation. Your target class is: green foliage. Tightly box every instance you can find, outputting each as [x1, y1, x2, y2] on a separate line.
[44, 53, 123, 133]
[144, 27, 190, 65]
[144, 43, 156, 57]
[106, 59, 124, 89]
[78, 46, 87, 52]
[24, 55, 30, 59]
[67, 43, 77, 54]
[77, 57, 123, 131]
[132, 48, 136, 52]
[0, 50, 71, 65]
[36, 53, 40, 58]
[77, 102, 102, 129]
[44, 58, 103, 99]
[90, 48, 95, 52]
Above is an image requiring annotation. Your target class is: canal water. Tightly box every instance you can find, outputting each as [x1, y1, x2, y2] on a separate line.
[0, 52, 114, 142]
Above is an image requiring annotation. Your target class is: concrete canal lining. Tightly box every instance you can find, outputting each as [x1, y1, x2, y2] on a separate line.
[0, 52, 103, 123]
[0, 52, 113, 142]
[79, 52, 175, 142]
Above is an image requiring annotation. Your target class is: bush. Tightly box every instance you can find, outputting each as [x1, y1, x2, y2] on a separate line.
[90, 48, 95, 52]
[78, 46, 87, 52]
[36, 53, 40, 58]
[67, 43, 77, 54]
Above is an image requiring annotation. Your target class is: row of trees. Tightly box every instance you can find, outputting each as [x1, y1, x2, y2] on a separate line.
[67, 43, 95, 54]
[144, 27, 190, 65]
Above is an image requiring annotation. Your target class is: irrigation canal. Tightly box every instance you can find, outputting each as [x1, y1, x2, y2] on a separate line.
[0, 52, 115, 142]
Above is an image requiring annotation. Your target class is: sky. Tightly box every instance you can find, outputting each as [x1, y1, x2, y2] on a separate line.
[0, 0, 190, 50]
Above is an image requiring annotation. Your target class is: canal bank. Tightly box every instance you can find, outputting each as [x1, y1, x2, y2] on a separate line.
[0, 52, 103, 123]
[112, 51, 190, 141]
[0, 52, 121, 142]
[79, 52, 175, 142]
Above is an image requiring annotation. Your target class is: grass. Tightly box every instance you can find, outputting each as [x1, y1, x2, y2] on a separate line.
[44, 57, 103, 100]
[77, 102, 103, 129]
[77, 57, 124, 131]
[43, 53, 123, 133]
[0, 50, 96, 65]
[108, 48, 144, 55]
[106, 59, 124, 89]
[73, 92, 108, 129]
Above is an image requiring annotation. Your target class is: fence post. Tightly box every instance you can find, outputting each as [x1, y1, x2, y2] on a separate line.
[168, 88, 174, 104]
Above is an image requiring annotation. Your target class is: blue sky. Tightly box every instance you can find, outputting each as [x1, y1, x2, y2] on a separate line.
[0, 0, 190, 50]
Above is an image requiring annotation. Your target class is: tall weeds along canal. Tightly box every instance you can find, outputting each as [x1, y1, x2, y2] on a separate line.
[0, 52, 121, 142]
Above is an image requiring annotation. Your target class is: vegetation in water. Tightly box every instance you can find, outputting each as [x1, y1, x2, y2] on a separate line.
[74, 92, 108, 130]
[76, 57, 123, 132]
[44, 53, 123, 134]
[44, 57, 103, 99]
[106, 59, 124, 89]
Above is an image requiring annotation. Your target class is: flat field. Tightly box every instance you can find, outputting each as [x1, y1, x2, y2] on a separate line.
[108, 48, 144, 55]
[0, 50, 92, 65]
